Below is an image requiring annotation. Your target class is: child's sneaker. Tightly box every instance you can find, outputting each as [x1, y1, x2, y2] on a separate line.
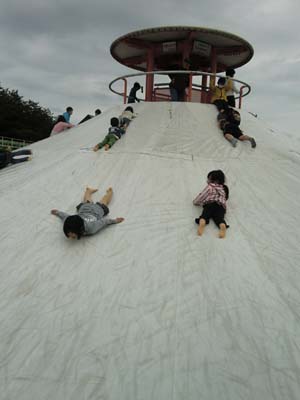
[250, 138, 256, 148]
[231, 138, 238, 147]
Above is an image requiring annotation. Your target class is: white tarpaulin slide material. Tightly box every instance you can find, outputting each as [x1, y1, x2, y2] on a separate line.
[1, 102, 300, 400]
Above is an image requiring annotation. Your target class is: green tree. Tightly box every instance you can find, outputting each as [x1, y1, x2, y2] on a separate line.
[0, 85, 54, 142]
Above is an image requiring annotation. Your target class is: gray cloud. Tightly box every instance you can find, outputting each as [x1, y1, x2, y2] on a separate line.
[0, 0, 299, 131]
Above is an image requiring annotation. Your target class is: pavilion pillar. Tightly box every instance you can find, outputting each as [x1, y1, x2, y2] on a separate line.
[182, 35, 193, 101]
[208, 47, 218, 103]
[182, 39, 192, 64]
[145, 47, 154, 101]
[201, 74, 208, 104]
[210, 47, 217, 86]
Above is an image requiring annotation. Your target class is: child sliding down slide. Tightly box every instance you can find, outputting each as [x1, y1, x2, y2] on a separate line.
[119, 106, 136, 130]
[217, 109, 256, 148]
[193, 170, 229, 239]
[0, 147, 32, 169]
[93, 117, 125, 152]
[51, 187, 124, 240]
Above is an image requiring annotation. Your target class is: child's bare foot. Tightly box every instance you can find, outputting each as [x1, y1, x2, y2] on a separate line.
[100, 187, 113, 206]
[219, 223, 226, 238]
[104, 144, 110, 151]
[197, 219, 206, 236]
[86, 187, 98, 194]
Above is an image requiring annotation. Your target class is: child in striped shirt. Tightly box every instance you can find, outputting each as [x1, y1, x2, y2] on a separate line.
[193, 170, 229, 238]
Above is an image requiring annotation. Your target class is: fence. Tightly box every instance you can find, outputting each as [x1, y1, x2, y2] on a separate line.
[109, 70, 251, 109]
[0, 136, 32, 150]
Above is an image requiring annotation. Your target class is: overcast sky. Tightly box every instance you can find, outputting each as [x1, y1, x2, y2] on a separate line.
[0, 0, 299, 134]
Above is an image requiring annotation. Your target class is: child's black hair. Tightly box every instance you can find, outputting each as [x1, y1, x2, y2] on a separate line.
[223, 185, 229, 200]
[207, 170, 229, 199]
[226, 68, 235, 77]
[110, 117, 120, 127]
[207, 170, 226, 185]
[66, 106, 73, 112]
[63, 215, 85, 239]
[125, 106, 134, 112]
[51, 115, 66, 132]
[133, 82, 141, 89]
[217, 77, 226, 86]
[57, 115, 66, 123]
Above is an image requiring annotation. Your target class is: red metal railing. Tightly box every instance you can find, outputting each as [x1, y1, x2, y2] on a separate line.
[109, 71, 251, 109]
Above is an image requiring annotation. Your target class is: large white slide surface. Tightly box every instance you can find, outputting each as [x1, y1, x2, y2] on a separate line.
[1, 102, 300, 400]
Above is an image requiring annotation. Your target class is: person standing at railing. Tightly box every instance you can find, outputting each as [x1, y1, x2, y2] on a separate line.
[128, 82, 141, 103]
[225, 69, 239, 108]
[168, 59, 190, 102]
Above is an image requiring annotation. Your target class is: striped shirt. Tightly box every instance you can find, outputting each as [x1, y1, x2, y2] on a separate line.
[193, 183, 227, 209]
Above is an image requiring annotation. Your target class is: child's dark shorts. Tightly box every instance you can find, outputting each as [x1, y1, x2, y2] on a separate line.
[195, 202, 229, 228]
[223, 123, 243, 139]
[213, 99, 229, 112]
[120, 117, 131, 126]
[76, 202, 109, 217]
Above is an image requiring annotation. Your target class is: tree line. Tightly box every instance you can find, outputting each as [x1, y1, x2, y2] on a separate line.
[0, 84, 54, 142]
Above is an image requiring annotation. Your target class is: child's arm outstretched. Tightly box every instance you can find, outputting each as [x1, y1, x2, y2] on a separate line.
[51, 209, 70, 220]
[84, 217, 124, 235]
[97, 217, 124, 227]
[193, 185, 211, 206]
[111, 217, 124, 223]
